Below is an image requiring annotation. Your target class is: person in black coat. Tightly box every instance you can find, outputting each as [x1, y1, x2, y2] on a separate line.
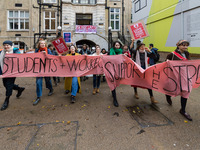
[165, 40, 192, 121]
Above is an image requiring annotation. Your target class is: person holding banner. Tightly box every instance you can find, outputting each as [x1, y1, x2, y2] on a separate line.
[92, 47, 102, 94]
[165, 40, 192, 121]
[109, 41, 123, 107]
[0, 40, 25, 111]
[33, 40, 54, 106]
[64, 45, 81, 103]
[132, 43, 158, 104]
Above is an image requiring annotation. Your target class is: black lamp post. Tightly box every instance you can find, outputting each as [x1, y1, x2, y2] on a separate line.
[108, 26, 112, 51]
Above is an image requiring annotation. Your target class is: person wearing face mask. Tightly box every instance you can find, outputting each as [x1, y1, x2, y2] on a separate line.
[132, 43, 158, 104]
[92, 47, 103, 94]
[33, 40, 54, 106]
[0, 40, 25, 111]
[165, 40, 192, 121]
[64, 45, 81, 103]
[109, 41, 123, 107]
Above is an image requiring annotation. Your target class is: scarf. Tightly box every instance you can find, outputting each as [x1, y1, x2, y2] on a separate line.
[109, 48, 123, 55]
[172, 51, 187, 60]
[38, 47, 48, 53]
[135, 50, 148, 69]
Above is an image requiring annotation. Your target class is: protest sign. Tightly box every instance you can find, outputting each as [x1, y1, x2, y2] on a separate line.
[63, 32, 72, 43]
[1, 54, 200, 98]
[75, 25, 97, 33]
[127, 20, 149, 40]
[51, 37, 69, 54]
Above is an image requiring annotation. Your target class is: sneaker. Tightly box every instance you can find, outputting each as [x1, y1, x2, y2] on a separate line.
[134, 93, 139, 99]
[16, 87, 25, 98]
[65, 90, 70, 94]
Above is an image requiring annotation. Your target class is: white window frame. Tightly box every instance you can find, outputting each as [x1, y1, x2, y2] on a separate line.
[7, 10, 29, 31]
[43, 0, 57, 3]
[44, 11, 56, 31]
[110, 8, 120, 31]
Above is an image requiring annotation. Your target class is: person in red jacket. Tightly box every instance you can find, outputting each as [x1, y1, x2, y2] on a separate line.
[166, 40, 192, 121]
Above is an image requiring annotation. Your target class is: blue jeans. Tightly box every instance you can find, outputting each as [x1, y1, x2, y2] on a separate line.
[36, 77, 53, 97]
[71, 77, 78, 96]
[93, 75, 101, 89]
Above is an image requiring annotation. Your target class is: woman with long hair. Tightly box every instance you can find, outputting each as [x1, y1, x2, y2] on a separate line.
[33, 40, 54, 105]
[64, 45, 81, 103]
[109, 41, 123, 107]
[132, 43, 158, 104]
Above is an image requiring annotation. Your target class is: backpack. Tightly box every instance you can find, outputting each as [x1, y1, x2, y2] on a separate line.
[154, 50, 160, 63]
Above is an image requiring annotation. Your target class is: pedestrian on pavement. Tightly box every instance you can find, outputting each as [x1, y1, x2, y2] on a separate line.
[92, 47, 102, 94]
[123, 45, 131, 58]
[48, 44, 60, 86]
[149, 43, 159, 66]
[79, 44, 91, 81]
[64, 45, 81, 103]
[132, 43, 158, 104]
[33, 40, 54, 106]
[109, 41, 123, 107]
[165, 40, 192, 121]
[0, 40, 25, 111]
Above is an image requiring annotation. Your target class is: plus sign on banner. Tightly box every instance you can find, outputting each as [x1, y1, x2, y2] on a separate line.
[51, 37, 69, 54]
[127, 20, 149, 40]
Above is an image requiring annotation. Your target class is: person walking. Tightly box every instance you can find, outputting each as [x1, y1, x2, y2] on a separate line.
[0, 40, 25, 111]
[132, 43, 158, 104]
[165, 40, 192, 121]
[92, 47, 102, 94]
[109, 41, 123, 107]
[64, 45, 81, 103]
[48, 44, 60, 86]
[149, 43, 159, 66]
[33, 40, 54, 105]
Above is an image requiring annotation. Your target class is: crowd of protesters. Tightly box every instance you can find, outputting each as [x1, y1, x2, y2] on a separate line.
[0, 39, 193, 121]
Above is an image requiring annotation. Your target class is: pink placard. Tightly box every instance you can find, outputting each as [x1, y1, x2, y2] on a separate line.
[51, 37, 69, 54]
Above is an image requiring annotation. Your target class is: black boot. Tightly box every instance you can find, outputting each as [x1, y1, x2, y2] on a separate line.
[112, 90, 119, 107]
[48, 89, 53, 96]
[33, 97, 41, 106]
[166, 95, 172, 105]
[16, 87, 25, 98]
[71, 96, 76, 103]
[1, 97, 10, 111]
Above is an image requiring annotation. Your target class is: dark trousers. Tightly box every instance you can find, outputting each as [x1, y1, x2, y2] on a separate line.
[134, 87, 153, 97]
[53, 77, 60, 82]
[166, 95, 187, 112]
[93, 75, 101, 89]
[3, 77, 19, 97]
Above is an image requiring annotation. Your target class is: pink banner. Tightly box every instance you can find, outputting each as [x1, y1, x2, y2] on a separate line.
[75, 25, 97, 33]
[1, 53, 200, 98]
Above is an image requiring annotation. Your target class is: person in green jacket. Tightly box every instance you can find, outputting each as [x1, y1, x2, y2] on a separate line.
[109, 41, 123, 107]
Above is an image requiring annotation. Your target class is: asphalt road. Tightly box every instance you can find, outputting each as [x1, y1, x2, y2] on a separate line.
[0, 77, 200, 150]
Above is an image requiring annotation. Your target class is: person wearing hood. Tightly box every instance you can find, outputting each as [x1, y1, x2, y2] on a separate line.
[0, 40, 25, 111]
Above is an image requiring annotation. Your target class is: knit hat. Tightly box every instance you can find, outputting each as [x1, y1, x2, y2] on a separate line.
[3, 40, 12, 46]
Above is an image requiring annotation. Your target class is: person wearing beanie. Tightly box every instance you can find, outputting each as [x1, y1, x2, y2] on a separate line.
[165, 40, 192, 121]
[0, 40, 25, 111]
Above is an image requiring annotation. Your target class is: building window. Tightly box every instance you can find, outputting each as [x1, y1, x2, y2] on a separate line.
[110, 8, 120, 31]
[8, 10, 29, 30]
[44, 11, 56, 30]
[72, 0, 96, 4]
[134, 0, 147, 13]
[76, 14, 92, 25]
[43, 0, 57, 3]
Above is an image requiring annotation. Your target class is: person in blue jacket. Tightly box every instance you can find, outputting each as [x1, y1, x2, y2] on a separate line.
[0, 40, 25, 111]
[149, 43, 159, 66]
[33, 40, 53, 105]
